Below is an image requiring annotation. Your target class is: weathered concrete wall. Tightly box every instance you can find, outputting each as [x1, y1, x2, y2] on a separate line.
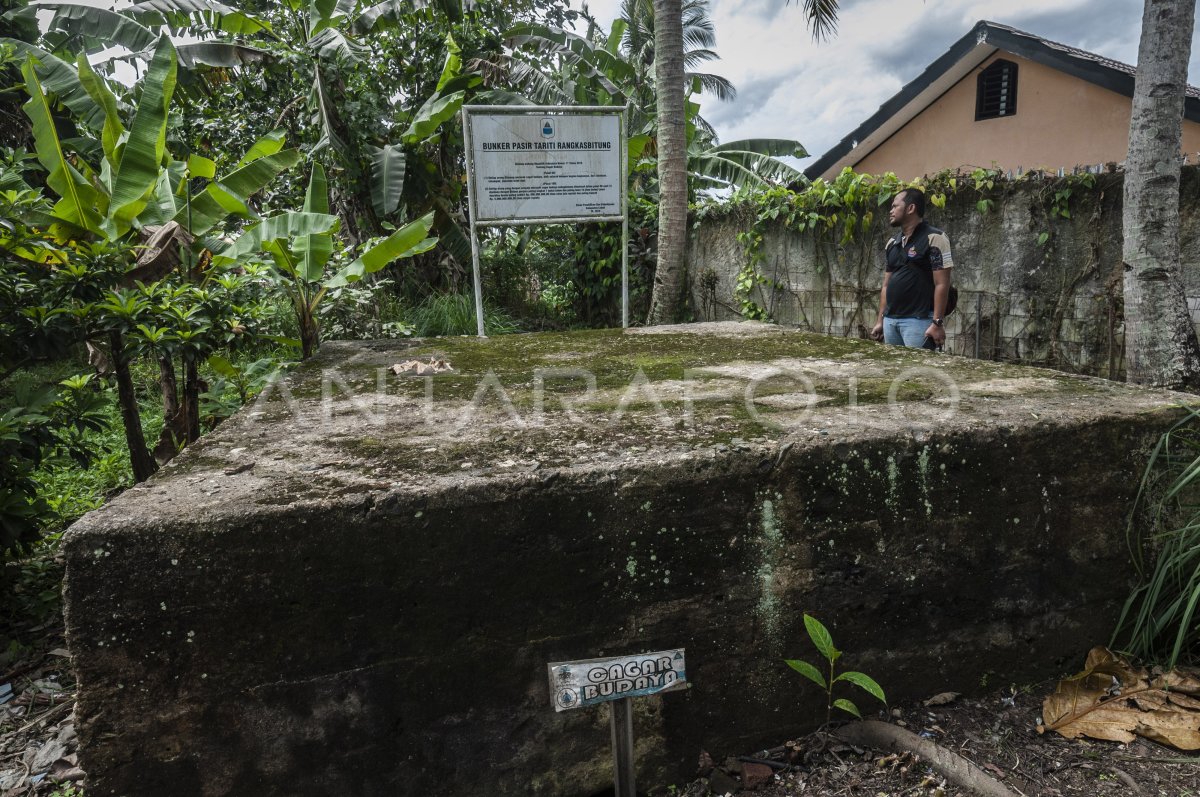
[690, 167, 1200, 376]
[64, 323, 1188, 796]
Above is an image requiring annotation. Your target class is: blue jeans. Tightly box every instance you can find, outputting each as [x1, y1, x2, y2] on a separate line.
[884, 315, 933, 348]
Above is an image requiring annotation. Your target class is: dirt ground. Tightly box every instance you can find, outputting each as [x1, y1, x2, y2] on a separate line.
[674, 683, 1200, 797]
[0, 622, 79, 797]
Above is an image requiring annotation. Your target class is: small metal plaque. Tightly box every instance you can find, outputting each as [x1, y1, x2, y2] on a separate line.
[548, 649, 687, 712]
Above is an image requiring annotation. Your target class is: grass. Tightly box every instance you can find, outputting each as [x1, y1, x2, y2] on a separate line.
[410, 292, 521, 337]
[1112, 406, 1200, 667]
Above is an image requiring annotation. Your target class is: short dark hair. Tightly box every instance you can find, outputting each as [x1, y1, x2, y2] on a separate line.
[896, 187, 926, 217]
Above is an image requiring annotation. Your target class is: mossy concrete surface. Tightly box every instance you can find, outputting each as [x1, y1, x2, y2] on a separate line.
[64, 321, 1190, 796]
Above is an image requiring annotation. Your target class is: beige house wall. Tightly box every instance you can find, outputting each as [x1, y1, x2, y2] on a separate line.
[845, 52, 1200, 179]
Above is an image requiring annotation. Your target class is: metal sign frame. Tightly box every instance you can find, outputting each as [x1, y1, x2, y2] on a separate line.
[462, 104, 630, 336]
[547, 649, 687, 797]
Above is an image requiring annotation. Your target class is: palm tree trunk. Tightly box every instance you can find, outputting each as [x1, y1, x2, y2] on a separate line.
[647, 0, 688, 325]
[110, 331, 158, 483]
[1123, 0, 1200, 388]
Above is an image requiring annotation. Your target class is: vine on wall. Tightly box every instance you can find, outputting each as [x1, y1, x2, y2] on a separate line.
[695, 165, 1106, 322]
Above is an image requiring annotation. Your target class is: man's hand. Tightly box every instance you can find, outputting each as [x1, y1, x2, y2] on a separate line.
[870, 321, 884, 341]
[924, 322, 946, 346]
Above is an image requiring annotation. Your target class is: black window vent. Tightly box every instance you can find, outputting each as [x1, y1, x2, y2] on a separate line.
[976, 59, 1018, 121]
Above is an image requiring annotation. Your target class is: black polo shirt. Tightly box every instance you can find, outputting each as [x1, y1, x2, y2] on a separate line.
[884, 220, 954, 318]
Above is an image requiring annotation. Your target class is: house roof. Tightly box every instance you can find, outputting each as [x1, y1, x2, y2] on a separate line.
[803, 20, 1200, 180]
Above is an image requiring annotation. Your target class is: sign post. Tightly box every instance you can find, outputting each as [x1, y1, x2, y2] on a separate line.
[462, 105, 629, 337]
[548, 649, 687, 797]
[611, 696, 635, 795]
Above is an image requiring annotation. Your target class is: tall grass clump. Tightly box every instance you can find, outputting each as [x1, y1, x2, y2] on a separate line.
[411, 293, 520, 337]
[1113, 407, 1200, 667]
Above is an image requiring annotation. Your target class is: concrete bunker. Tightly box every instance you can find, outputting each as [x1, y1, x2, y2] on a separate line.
[63, 321, 1187, 796]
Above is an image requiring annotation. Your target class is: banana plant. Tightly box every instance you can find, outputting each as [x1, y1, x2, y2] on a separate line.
[503, 20, 637, 107]
[19, 36, 304, 479]
[21, 37, 301, 241]
[216, 162, 437, 359]
[27, 0, 481, 258]
[8, 1, 273, 68]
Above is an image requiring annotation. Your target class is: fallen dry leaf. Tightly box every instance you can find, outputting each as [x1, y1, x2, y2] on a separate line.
[924, 692, 960, 707]
[1039, 646, 1200, 750]
[391, 357, 453, 376]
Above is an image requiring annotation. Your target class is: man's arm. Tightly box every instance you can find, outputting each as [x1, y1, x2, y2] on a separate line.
[925, 269, 951, 345]
[870, 272, 891, 341]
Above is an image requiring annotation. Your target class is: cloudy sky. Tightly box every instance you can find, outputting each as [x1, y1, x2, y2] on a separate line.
[576, 0, 1200, 171]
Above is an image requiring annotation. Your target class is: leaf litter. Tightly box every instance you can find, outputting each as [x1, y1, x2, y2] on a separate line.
[1039, 646, 1200, 750]
[678, 680, 1200, 795]
[0, 626, 80, 796]
[390, 357, 453, 376]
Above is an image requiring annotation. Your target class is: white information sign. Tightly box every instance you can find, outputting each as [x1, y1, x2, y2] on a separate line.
[467, 112, 623, 223]
[548, 649, 687, 712]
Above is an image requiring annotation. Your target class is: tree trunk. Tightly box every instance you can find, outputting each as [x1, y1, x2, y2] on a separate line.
[1123, 0, 1200, 388]
[110, 331, 158, 483]
[153, 355, 188, 464]
[298, 297, 320, 360]
[646, 0, 688, 325]
[183, 354, 201, 442]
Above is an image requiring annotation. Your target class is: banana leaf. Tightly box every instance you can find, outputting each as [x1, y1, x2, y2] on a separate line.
[20, 58, 103, 234]
[369, 144, 406, 219]
[186, 154, 216, 179]
[308, 27, 368, 64]
[429, 199, 470, 266]
[3, 40, 103, 130]
[506, 22, 635, 93]
[435, 73, 482, 95]
[236, 130, 287, 168]
[312, 69, 350, 162]
[628, 134, 650, 174]
[309, 0, 339, 37]
[40, 3, 159, 54]
[75, 55, 124, 166]
[402, 90, 465, 144]
[126, 0, 270, 36]
[297, 163, 332, 282]
[173, 149, 302, 235]
[605, 18, 627, 56]
[326, 212, 436, 288]
[471, 89, 535, 106]
[61, 135, 105, 166]
[105, 37, 178, 238]
[205, 182, 252, 217]
[214, 211, 340, 266]
[436, 32, 461, 92]
[354, 0, 448, 35]
[177, 41, 272, 68]
[140, 170, 179, 226]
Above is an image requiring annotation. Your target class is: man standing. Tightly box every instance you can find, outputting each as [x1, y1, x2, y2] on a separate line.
[870, 188, 954, 349]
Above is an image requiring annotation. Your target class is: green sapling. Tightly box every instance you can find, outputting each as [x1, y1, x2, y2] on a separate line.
[785, 614, 887, 723]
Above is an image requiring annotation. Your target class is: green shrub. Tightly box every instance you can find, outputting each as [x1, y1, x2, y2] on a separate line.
[410, 293, 520, 337]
